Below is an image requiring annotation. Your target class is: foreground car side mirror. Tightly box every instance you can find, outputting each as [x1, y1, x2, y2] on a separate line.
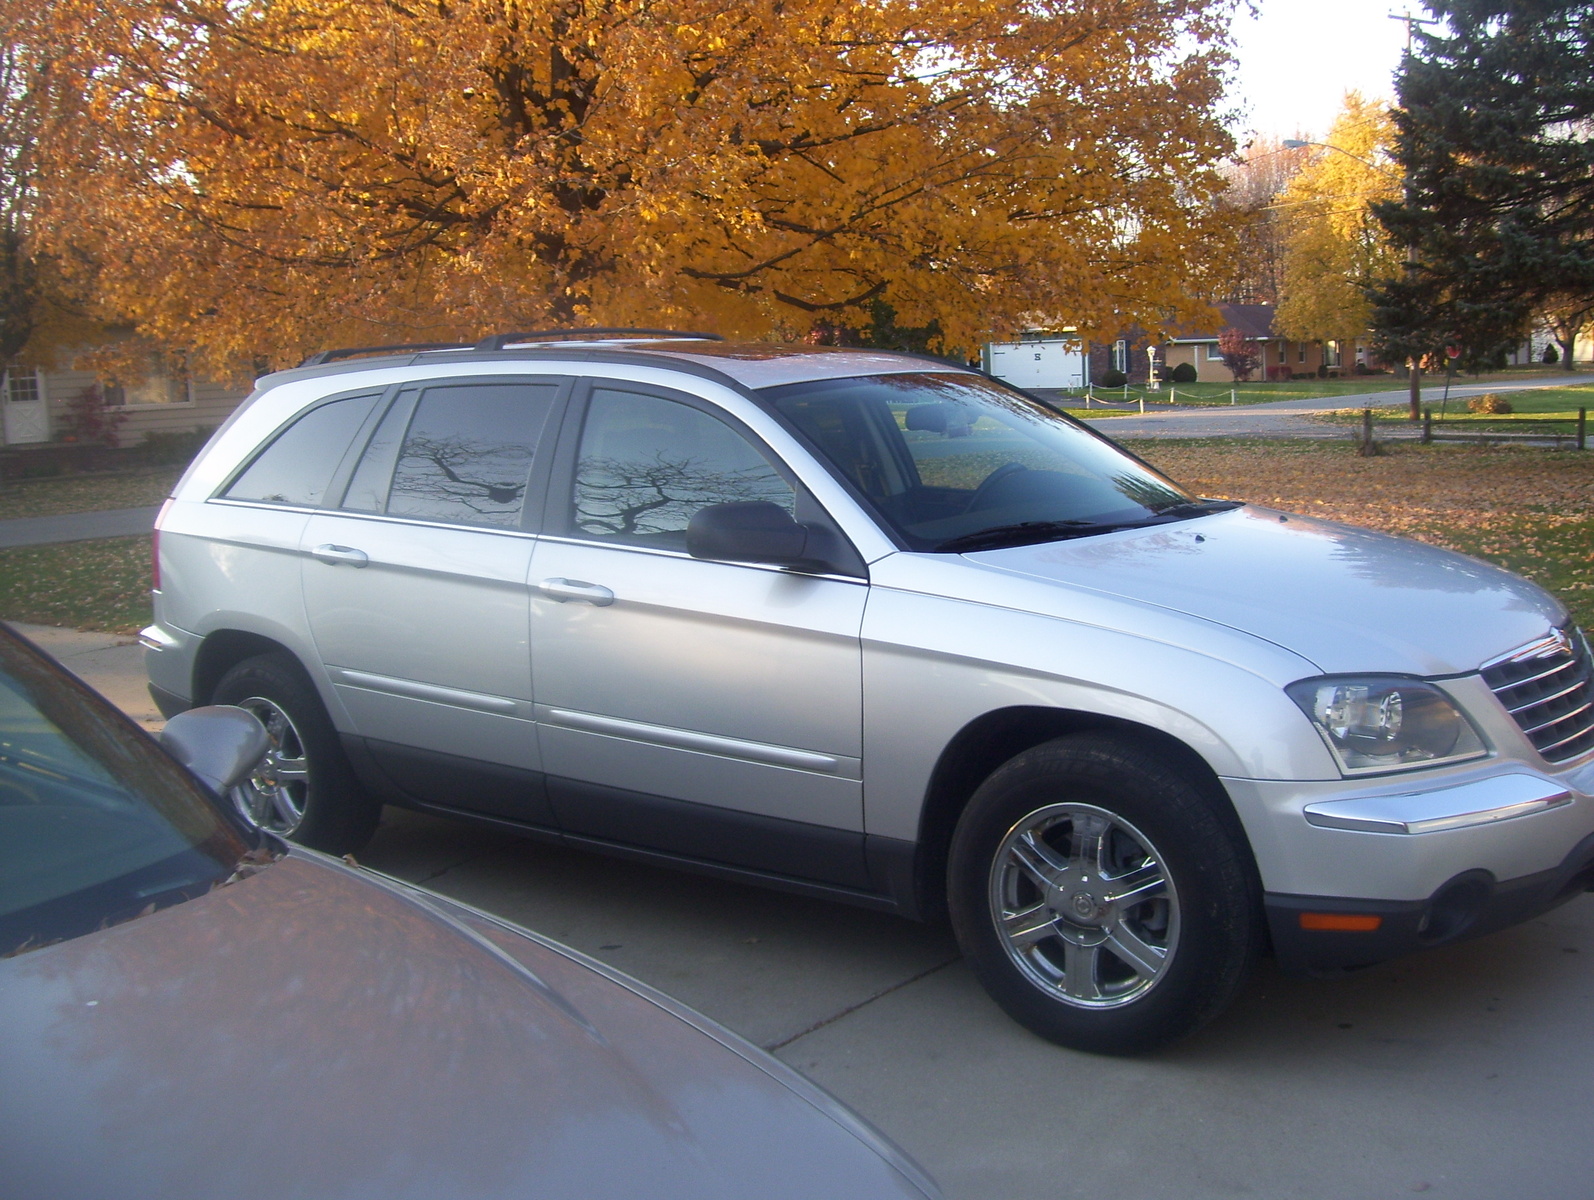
[160, 705, 271, 794]
[687, 501, 817, 568]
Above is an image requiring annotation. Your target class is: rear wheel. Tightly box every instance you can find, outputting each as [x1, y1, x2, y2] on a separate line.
[948, 734, 1259, 1055]
[211, 652, 380, 853]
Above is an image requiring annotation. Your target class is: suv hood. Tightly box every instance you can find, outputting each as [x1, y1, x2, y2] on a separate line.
[0, 852, 933, 1200]
[968, 506, 1564, 677]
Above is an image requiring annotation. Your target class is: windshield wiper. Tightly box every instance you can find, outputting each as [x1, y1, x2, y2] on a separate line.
[934, 500, 1242, 553]
[1153, 499, 1242, 518]
[934, 520, 1145, 553]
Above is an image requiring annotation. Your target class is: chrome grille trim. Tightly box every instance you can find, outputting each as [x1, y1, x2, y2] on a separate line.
[1482, 627, 1594, 763]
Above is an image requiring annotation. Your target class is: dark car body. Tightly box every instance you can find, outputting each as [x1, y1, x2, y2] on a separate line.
[0, 624, 937, 1200]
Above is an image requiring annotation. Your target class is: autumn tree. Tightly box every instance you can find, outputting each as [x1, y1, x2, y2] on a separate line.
[1275, 93, 1402, 348]
[1217, 327, 1259, 381]
[0, 41, 40, 369]
[7, 0, 1241, 380]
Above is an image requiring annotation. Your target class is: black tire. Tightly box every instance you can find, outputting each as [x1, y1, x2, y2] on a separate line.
[211, 651, 381, 854]
[948, 733, 1260, 1055]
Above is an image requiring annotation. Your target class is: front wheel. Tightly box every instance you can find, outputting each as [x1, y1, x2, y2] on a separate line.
[948, 734, 1259, 1055]
[211, 651, 380, 854]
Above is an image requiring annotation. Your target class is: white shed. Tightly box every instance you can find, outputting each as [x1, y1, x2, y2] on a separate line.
[982, 336, 1087, 390]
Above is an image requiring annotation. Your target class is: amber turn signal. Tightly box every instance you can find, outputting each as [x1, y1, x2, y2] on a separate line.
[1299, 912, 1383, 932]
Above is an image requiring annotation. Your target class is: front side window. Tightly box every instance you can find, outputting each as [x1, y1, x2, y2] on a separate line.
[347, 382, 558, 528]
[569, 389, 794, 550]
[763, 372, 1225, 552]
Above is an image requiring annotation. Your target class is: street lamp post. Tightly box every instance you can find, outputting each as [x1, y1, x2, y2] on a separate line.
[1282, 138, 1421, 420]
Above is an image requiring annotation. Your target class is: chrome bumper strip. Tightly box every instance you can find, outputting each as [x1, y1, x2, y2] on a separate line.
[1303, 773, 1575, 835]
[539, 706, 847, 775]
[333, 668, 522, 716]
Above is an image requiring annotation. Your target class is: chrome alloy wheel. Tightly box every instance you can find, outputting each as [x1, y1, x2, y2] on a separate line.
[227, 695, 311, 836]
[988, 802, 1180, 1008]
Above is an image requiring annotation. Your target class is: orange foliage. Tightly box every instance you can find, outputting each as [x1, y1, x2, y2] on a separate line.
[9, 0, 1239, 380]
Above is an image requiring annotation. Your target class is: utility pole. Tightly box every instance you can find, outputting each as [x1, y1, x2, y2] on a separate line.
[1388, 8, 1439, 54]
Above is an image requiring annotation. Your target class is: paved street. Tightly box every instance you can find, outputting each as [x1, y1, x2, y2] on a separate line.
[0, 505, 160, 548]
[1050, 372, 1590, 439]
[18, 621, 1594, 1200]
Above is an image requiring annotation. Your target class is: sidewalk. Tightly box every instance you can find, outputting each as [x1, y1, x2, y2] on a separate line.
[9, 620, 163, 730]
[0, 505, 160, 548]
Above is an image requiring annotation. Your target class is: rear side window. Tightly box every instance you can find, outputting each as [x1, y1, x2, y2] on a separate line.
[348, 382, 559, 529]
[223, 392, 381, 507]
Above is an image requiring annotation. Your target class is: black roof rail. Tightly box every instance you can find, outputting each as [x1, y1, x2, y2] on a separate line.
[298, 342, 474, 367]
[474, 328, 724, 351]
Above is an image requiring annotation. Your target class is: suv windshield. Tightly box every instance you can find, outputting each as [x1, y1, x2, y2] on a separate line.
[0, 630, 252, 956]
[762, 372, 1229, 551]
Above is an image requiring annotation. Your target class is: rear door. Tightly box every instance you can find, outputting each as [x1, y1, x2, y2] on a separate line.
[300, 376, 567, 822]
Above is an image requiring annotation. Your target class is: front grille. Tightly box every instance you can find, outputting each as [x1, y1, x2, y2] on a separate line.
[1481, 627, 1594, 763]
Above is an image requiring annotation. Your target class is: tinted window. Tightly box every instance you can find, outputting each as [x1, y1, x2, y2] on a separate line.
[223, 393, 380, 507]
[382, 383, 557, 528]
[570, 389, 794, 549]
[0, 632, 250, 955]
[341, 391, 414, 514]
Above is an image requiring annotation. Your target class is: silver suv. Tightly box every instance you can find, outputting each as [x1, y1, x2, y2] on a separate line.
[145, 331, 1594, 1053]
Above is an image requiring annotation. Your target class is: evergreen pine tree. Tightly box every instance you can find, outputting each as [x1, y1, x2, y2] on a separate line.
[1371, 1, 1594, 371]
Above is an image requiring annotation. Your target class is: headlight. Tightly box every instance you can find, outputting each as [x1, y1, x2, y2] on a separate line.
[1286, 676, 1488, 774]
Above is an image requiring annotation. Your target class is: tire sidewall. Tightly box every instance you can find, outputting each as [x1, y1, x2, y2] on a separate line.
[948, 735, 1257, 1055]
[211, 652, 378, 853]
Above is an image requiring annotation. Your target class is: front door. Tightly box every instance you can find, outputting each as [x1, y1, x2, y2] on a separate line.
[301, 377, 565, 822]
[529, 382, 870, 886]
[3, 371, 49, 445]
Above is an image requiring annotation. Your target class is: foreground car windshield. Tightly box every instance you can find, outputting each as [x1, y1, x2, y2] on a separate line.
[762, 372, 1212, 551]
[0, 632, 251, 955]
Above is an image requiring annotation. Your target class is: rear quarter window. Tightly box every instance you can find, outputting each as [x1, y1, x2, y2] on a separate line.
[221, 392, 382, 507]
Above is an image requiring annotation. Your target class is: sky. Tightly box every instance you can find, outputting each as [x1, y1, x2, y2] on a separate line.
[1226, 0, 1419, 142]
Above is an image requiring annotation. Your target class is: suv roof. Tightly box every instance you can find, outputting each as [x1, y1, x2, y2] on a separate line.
[259, 338, 975, 394]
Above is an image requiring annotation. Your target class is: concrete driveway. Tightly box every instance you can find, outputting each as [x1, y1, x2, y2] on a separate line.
[20, 622, 1594, 1200]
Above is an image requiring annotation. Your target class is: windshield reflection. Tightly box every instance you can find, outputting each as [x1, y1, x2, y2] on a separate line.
[761, 373, 1206, 551]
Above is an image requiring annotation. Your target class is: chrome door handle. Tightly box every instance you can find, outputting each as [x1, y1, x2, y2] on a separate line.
[538, 578, 614, 606]
[310, 544, 370, 568]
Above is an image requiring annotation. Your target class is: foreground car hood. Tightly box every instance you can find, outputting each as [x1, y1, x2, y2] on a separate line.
[969, 506, 1564, 676]
[0, 852, 934, 1200]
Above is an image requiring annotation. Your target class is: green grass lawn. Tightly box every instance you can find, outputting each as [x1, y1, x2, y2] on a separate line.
[0, 536, 153, 633]
[0, 466, 183, 520]
[1424, 381, 1594, 423]
[1063, 367, 1580, 411]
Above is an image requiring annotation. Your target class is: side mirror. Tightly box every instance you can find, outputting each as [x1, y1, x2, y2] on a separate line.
[687, 501, 811, 566]
[160, 705, 271, 794]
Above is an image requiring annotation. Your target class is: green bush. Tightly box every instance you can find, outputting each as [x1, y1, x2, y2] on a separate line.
[1099, 369, 1128, 388]
[1170, 361, 1197, 383]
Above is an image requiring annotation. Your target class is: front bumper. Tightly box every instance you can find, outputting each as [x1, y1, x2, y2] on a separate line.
[1227, 757, 1594, 973]
[1266, 828, 1594, 973]
[1225, 759, 1594, 902]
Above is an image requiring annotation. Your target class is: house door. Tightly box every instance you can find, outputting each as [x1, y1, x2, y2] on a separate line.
[2, 371, 49, 445]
